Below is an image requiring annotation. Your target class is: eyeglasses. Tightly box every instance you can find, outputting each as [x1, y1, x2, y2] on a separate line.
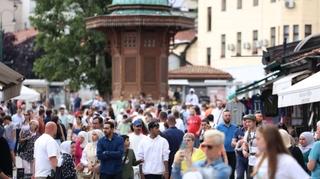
[201, 144, 214, 150]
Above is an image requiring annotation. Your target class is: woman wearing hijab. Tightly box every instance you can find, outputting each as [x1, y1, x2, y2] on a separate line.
[299, 132, 315, 166]
[78, 129, 104, 179]
[0, 126, 12, 179]
[279, 129, 306, 171]
[75, 131, 88, 165]
[59, 141, 77, 179]
[19, 120, 40, 175]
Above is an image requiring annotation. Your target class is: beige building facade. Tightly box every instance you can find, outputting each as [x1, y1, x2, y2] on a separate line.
[1, 0, 35, 32]
[198, 0, 320, 84]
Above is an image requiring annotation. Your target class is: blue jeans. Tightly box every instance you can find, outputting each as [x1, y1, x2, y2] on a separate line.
[236, 155, 248, 179]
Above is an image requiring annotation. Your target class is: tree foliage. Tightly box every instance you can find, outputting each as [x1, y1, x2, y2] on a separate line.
[30, 0, 112, 97]
[3, 33, 42, 79]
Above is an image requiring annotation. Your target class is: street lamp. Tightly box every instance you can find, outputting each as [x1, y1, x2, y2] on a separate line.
[0, 9, 16, 62]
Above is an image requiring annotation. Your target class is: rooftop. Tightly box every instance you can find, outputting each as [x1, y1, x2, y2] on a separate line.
[169, 65, 233, 80]
[112, 0, 168, 6]
[13, 28, 38, 45]
[175, 29, 196, 42]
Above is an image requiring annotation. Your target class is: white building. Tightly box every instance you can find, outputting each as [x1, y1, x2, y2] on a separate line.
[0, 0, 35, 32]
[197, 0, 320, 87]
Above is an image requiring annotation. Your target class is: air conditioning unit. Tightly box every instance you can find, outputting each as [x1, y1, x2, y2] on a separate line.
[285, 0, 295, 9]
[227, 44, 235, 51]
[243, 43, 251, 50]
[253, 41, 261, 49]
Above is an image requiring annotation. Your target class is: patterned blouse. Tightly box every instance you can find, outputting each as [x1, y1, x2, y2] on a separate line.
[20, 133, 39, 162]
[61, 153, 76, 179]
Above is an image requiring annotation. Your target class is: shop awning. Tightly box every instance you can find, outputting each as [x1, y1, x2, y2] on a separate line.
[278, 71, 320, 108]
[272, 70, 308, 94]
[0, 62, 24, 100]
[235, 71, 280, 95]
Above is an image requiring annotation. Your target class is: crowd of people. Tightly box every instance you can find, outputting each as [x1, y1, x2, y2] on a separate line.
[0, 93, 319, 179]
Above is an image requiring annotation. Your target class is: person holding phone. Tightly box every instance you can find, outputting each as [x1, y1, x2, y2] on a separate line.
[172, 130, 231, 179]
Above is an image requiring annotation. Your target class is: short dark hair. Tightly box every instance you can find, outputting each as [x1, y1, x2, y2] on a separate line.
[94, 116, 103, 124]
[148, 121, 159, 130]
[173, 111, 180, 118]
[51, 115, 59, 123]
[206, 114, 214, 122]
[3, 115, 12, 121]
[121, 135, 129, 141]
[159, 111, 167, 119]
[104, 121, 115, 129]
[223, 109, 230, 113]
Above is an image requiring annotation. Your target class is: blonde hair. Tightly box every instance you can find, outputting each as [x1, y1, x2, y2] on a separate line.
[204, 129, 225, 146]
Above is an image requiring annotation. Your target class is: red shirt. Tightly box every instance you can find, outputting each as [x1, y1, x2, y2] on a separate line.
[187, 115, 201, 136]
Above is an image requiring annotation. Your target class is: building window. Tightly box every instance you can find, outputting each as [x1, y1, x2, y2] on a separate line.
[221, 34, 226, 58]
[270, 27, 276, 47]
[221, 0, 226, 11]
[253, 0, 259, 6]
[207, 47, 211, 66]
[293, 25, 299, 42]
[236, 32, 241, 56]
[271, 0, 276, 3]
[253, 30, 258, 54]
[283, 25, 289, 43]
[207, 7, 212, 31]
[305, 24, 312, 37]
[237, 0, 242, 9]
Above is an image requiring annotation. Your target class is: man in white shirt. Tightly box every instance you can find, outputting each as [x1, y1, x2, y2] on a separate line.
[185, 88, 199, 106]
[128, 119, 147, 179]
[212, 100, 224, 127]
[242, 114, 258, 178]
[33, 122, 60, 179]
[58, 105, 71, 130]
[128, 120, 147, 157]
[138, 121, 170, 179]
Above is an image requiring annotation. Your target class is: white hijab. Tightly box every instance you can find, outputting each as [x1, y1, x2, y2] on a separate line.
[88, 129, 104, 143]
[78, 131, 88, 148]
[299, 132, 314, 153]
[58, 141, 72, 166]
[60, 141, 72, 154]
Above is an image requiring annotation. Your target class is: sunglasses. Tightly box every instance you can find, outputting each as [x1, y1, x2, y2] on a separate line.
[184, 139, 193, 142]
[201, 144, 214, 150]
[135, 125, 142, 127]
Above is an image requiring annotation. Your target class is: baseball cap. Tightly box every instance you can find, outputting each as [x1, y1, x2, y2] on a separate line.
[132, 119, 143, 127]
[243, 114, 256, 121]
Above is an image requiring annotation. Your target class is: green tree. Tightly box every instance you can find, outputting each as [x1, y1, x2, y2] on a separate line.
[31, 0, 112, 98]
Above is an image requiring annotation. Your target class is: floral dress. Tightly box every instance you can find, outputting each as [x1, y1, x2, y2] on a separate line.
[20, 132, 39, 162]
[61, 153, 76, 179]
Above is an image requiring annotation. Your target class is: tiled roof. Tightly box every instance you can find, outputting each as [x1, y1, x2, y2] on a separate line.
[169, 65, 233, 80]
[175, 29, 196, 42]
[13, 28, 38, 45]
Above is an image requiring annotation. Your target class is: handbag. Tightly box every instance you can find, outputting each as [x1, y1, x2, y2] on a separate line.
[80, 167, 93, 178]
